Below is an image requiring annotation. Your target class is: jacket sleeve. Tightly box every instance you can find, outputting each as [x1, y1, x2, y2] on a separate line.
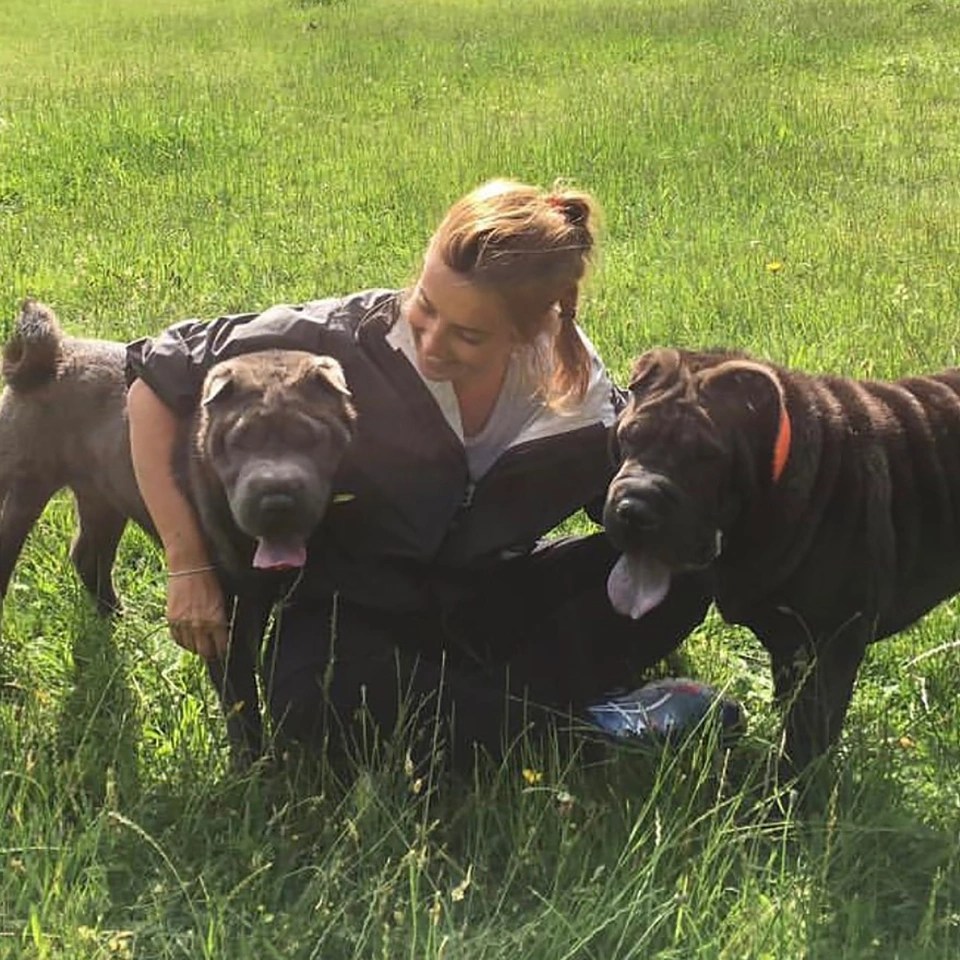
[125, 290, 397, 416]
[584, 381, 627, 525]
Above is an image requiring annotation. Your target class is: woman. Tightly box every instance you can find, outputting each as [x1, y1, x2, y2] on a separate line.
[126, 179, 711, 767]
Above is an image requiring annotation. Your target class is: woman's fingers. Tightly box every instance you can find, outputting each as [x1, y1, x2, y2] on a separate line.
[169, 620, 228, 660]
[166, 571, 229, 660]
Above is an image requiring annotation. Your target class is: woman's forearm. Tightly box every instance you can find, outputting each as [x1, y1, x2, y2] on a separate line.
[127, 377, 210, 570]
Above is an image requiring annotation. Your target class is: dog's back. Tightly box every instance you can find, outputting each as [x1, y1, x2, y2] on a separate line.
[0, 299, 69, 479]
[0, 300, 151, 612]
[0, 301, 140, 503]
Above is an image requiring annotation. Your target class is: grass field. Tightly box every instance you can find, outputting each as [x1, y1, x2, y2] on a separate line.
[3, 0, 960, 956]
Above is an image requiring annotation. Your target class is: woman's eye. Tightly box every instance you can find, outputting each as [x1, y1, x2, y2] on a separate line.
[456, 329, 486, 346]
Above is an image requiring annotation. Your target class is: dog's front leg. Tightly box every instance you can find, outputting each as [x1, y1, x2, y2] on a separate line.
[777, 616, 870, 778]
[206, 589, 269, 768]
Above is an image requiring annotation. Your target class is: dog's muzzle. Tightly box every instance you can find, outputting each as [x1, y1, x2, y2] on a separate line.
[604, 467, 721, 621]
[604, 466, 721, 572]
[604, 469, 681, 551]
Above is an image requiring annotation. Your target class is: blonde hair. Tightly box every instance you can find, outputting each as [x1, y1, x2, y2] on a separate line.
[429, 178, 601, 407]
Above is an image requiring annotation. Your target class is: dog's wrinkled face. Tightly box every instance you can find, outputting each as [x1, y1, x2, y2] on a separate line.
[604, 348, 784, 619]
[198, 349, 356, 571]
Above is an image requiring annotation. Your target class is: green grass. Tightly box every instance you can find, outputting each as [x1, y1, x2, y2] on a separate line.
[3, 0, 960, 955]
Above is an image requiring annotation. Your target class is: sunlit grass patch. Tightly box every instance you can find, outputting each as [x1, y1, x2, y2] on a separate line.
[2, 0, 960, 956]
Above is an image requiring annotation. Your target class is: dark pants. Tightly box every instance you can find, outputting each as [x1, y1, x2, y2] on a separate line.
[263, 534, 712, 767]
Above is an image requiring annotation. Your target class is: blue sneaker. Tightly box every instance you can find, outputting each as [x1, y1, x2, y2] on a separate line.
[583, 678, 745, 746]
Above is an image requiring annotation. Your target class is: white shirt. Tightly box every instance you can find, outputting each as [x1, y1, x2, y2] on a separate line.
[386, 318, 618, 481]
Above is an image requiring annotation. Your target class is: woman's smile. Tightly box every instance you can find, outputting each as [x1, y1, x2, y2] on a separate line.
[404, 248, 517, 389]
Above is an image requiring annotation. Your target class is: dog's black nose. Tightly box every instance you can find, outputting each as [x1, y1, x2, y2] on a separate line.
[614, 495, 663, 531]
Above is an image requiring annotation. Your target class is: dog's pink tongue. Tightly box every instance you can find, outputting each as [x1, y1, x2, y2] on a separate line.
[607, 554, 672, 620]
[252, 538, 307, 570]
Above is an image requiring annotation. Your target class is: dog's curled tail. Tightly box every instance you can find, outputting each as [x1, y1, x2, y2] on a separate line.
[2, 298, 63, 391]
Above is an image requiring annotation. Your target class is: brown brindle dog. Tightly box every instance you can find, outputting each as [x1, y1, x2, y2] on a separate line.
[0, 299, 356, 759]
[603, 346, 960, 774]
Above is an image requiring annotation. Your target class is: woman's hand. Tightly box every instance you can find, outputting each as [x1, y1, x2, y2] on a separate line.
[128, 379, 230, 659]
[165, 567, 229, 660]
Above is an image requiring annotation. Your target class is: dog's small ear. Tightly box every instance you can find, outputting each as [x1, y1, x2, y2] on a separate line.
[699, 359, 784, 415]
[698, 360, 790, 483]
[201, 368, 235, 407]
[308, 355, 351, 398]
[628, 348, 681, 395]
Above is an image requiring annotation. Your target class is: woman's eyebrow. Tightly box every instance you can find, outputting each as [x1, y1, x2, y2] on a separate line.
[417, 286, 489, 338]
[414, 284, 437, 313]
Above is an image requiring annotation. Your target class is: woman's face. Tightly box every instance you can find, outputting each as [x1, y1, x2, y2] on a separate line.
[404, 249, 522, 389]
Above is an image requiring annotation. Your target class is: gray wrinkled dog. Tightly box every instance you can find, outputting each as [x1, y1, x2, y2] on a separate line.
[0, 299, 356, 758]
[0, 299, 155, 613]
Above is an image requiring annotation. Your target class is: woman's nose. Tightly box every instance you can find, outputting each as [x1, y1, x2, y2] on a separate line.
[417, 317, 444, 355]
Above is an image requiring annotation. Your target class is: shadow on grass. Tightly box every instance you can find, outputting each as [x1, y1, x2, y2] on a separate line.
[53, 665, 960, 958]
[55, 603, 141, 812]
[797, 746, 960, 957]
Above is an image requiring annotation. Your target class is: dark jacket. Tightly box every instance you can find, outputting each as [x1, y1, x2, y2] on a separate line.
[126, 289, 624, 612]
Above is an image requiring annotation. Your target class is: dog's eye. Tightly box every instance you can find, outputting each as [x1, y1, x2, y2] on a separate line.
[282, 420, 323, 448]
[617, 419, 653, 452]
[277, 415, 347, 451]
[226, 419, 267, 452]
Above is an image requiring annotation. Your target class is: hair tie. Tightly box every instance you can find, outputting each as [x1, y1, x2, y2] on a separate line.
[546, 193, 588, 228]
[558, 293, 578, 325]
